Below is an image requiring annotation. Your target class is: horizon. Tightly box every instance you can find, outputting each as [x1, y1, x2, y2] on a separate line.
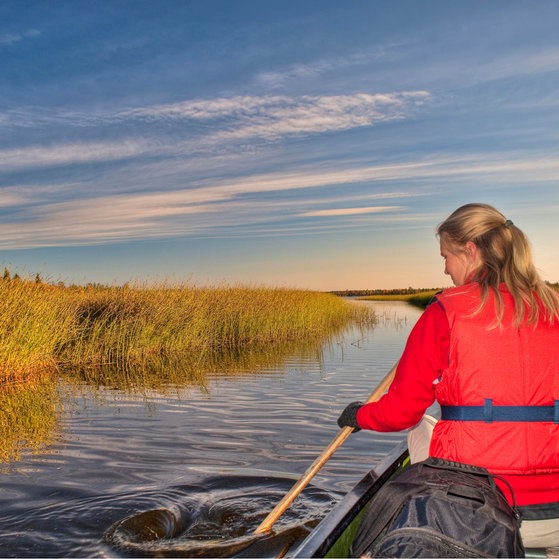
[1, 1, 559, 290]
[1, 265, 452, 292]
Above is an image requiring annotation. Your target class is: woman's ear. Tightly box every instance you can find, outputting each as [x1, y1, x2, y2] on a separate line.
[465, 241, 480, 263]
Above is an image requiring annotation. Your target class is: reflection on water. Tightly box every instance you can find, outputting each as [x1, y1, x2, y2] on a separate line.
[0, 300, 423, 557]
[0, 375, 60, 462]
[0, 330, 329, 462]
[60, 334, 329, 392]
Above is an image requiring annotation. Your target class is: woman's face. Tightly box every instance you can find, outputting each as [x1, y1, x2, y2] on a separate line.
[440, 239, 480, 286]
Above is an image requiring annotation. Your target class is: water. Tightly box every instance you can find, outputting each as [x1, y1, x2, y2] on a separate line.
[0, 301, 423, 557]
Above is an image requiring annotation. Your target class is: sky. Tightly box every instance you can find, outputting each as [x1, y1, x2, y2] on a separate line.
[1, 0, 559, 291]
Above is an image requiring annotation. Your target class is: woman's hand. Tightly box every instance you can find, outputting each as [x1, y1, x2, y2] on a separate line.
[337, 401, 363, 431]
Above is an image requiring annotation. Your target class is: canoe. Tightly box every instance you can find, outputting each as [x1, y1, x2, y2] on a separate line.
[290, 440, 409, 558]
[289, 440, 551, 558]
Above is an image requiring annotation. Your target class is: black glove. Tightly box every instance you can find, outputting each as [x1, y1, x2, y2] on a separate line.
[337, 401, 364, 431]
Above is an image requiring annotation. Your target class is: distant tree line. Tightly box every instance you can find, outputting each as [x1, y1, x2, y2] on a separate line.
[329, 287, 444, 297]
[331, 282, 559, 297]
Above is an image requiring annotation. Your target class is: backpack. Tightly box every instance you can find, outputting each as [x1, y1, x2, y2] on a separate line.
[351, 457, 524, 558]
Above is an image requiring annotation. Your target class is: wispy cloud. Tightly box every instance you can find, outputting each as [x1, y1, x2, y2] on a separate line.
[478, 47, 559, 82]
[1, 152, 558, 250]
[0, 187, 28, 208]
[255, 43, 406, 88]
[125, 92, 431, 141]
[0, 91, 430, 171]
[299, 206, 402, 217]
[0, 29, 40, 45]
[0, 140, 150, 171]
[3, 91, 431, 127]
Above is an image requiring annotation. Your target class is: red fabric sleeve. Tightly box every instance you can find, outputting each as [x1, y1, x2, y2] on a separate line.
[356, 300, 449, 432]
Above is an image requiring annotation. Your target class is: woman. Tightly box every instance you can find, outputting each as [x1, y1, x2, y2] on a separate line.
[338, 203, 559, 548]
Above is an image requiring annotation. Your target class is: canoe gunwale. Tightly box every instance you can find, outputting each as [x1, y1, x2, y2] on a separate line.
[289, 440, 409, 558]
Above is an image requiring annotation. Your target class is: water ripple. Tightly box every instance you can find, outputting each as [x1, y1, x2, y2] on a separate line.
[105, 475, 338, 557]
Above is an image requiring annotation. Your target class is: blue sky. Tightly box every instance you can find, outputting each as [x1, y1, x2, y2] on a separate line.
[1, 0, 558, 290]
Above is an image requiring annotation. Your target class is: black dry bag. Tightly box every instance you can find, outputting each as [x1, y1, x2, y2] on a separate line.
[351, 457, 524, 558]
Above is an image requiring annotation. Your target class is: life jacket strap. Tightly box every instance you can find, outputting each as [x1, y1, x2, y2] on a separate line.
[441, 399, 559, 423]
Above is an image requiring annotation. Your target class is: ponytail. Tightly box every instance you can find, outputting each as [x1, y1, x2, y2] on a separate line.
[437, 203, 559, 326]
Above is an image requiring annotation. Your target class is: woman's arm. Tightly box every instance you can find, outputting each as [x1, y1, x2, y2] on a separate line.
[356, 301, 449, 432]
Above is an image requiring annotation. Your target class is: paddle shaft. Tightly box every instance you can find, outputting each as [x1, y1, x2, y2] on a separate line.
[253, 362, 398, 535]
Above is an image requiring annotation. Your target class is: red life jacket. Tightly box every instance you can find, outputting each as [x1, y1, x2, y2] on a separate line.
[430, 283, 559, 478]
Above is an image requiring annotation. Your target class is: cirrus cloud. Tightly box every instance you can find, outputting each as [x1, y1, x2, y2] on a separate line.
[299, 205, 402, 217]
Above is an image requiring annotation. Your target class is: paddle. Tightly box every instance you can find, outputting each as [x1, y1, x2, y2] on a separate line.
[253, 361, 398, 535]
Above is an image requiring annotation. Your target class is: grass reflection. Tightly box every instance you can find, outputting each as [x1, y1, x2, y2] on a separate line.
[0, 375, 60, 462]
[61, 334, 331, 392]
[0, 335, 336, 463]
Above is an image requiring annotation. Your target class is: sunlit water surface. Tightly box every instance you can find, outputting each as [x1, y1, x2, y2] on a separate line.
[0, 301, 422, 557]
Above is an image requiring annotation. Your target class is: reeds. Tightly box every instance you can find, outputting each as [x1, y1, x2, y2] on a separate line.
[0, 279, 375, 386]
[0, 280, 75, 385]
[406, 291, 440, 308]
[359, 289, 440, 309]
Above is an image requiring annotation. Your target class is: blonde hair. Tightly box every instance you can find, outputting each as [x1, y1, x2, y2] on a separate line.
[437, 203, 559, 326]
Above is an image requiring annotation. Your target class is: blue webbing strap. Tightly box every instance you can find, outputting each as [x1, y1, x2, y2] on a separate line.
[484, 398, 492, 422]
[441, 399, 559, 423]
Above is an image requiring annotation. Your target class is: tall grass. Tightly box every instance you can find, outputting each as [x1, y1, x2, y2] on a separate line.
[406, 291, 440, 308]
[0, 280, 75, 385]
[359, 289, 440, 309]
[0, 279, 374, 386]
[60, 284, 363, 367]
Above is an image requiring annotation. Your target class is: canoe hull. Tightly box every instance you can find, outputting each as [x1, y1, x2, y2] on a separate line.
[290, 440, 409, 558]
